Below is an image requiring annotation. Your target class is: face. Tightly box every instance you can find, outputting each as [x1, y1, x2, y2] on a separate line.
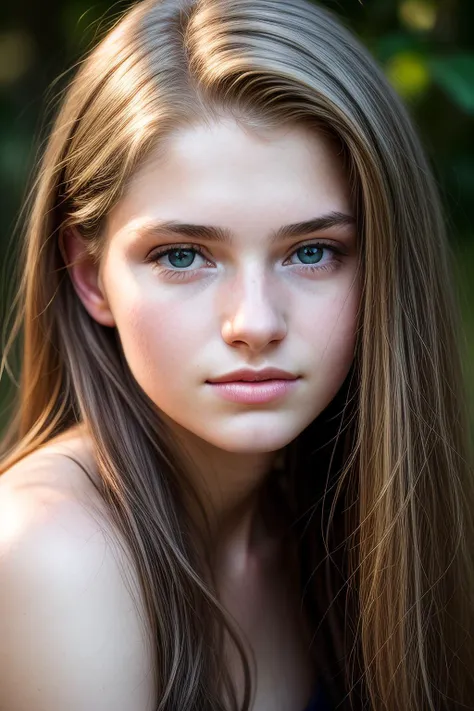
[77, 117, 360, 460]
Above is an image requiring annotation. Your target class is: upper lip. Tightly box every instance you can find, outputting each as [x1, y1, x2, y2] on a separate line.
[207, 368, 299, 383]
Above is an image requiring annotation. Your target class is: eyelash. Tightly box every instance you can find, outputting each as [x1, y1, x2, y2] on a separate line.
[145, 241, 344, 281]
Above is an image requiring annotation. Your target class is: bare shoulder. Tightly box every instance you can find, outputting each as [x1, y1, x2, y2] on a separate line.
[0, 424, 113, 566]
[0, 425, 157, 711]
[0, 423, 103, 511]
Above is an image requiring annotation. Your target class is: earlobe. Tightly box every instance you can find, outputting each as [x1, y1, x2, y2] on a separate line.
[59, 227, 116, 328]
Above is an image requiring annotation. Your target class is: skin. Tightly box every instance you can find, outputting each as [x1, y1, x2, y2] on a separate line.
[62, 116, 361, 575]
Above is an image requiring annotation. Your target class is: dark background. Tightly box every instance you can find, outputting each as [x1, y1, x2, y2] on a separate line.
[1, 0, 473, 432]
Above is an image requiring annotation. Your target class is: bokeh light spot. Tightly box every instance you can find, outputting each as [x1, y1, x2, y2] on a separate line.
[398, 0, 438, 33]
[0, 30, 35, 86]
[386, 51, 431, 98]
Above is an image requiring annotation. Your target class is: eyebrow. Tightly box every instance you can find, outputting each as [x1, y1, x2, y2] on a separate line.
[131, 210, 356, 245]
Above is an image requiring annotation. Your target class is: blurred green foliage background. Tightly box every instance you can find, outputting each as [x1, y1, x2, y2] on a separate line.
[0, 0, 473, 433]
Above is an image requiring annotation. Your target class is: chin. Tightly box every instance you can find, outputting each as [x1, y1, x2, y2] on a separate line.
[197, 428, 299, 455]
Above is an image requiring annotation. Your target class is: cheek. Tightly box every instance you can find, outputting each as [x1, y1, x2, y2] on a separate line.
[112, 293, 205, 400]
[299, 286, 359, 398]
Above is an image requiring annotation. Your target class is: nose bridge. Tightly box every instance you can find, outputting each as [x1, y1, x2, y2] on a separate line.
[220, 261, 287, 347]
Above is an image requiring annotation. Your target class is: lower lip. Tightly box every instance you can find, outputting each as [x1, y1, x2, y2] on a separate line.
[206, 378, 299, 403]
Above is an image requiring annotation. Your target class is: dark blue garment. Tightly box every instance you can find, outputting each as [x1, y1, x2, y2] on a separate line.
[302, 681, 331, 711]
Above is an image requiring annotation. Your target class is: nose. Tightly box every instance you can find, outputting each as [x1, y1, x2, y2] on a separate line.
[220, 268, 287, 352]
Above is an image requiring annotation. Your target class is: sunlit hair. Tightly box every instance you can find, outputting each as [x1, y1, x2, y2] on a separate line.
[1, 0, 474, 708]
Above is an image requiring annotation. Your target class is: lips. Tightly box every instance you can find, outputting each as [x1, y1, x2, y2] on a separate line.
[207, 367, 298, 384]
[206, 377, 299, 403]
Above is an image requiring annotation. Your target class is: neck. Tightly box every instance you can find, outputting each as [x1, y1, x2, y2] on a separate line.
[167, 422, 288, 568]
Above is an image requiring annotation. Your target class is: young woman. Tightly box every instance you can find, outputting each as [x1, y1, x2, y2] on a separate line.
[0, 0, 473, 709]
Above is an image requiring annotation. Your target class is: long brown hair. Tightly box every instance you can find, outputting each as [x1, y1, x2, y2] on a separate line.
[1, 0, 474, 708]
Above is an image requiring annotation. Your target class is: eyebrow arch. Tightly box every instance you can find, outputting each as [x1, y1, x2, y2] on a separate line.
[132, 211, 356, 245]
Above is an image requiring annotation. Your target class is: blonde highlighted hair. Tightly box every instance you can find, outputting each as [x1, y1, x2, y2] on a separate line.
[2, 0, 474, 708]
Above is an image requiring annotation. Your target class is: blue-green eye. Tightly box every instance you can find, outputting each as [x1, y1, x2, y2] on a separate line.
[146, 241, 343, 281]
[163, 248, 196, 269]
[294, 245, 324, 264]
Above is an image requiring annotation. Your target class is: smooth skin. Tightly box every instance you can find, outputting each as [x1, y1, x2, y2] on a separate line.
[0, 117, 361, 710]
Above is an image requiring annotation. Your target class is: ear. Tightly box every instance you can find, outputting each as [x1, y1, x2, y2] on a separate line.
[59, 227, 116, 328]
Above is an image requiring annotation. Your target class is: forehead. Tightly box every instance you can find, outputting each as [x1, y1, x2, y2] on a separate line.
[107, 118, 353, 238]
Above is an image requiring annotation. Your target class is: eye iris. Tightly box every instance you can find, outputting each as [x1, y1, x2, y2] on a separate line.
[297, 245, 323, 264]
[168, 248, 195, 268]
